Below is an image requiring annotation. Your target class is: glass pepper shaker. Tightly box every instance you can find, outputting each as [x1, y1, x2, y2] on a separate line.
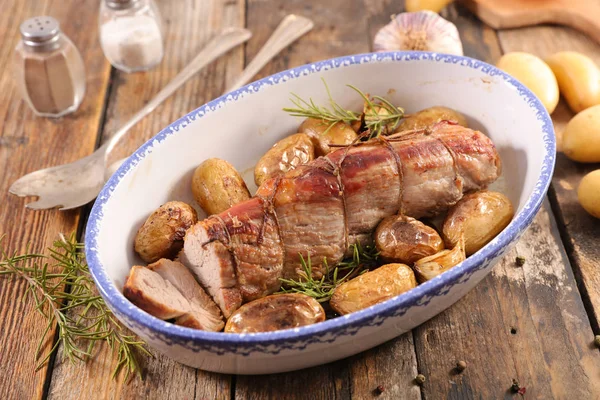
[14, 16, 86, 118]
[99, 0, 164, 73]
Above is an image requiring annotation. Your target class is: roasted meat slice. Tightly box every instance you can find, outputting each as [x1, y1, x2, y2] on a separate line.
[180, 220, 241, 318]
[434, 123, 501, 191]
[218, 198, 284, 300]
[395, 133, 463, 218]
[124, 262, 224, 331]
[268, 160, 346, 280]
[182, 197, 284, 316]
[148, 259, 224, 331]
[328, 142, 401, 250]
[123, 265, 189, 320]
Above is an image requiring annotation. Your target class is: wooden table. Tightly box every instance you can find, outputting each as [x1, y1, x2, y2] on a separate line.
[1, 1, 599, 398]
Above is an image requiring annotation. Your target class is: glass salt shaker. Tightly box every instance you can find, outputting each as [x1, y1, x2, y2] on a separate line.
[99, 0, 165, 73]
[14, 16, 86, 118]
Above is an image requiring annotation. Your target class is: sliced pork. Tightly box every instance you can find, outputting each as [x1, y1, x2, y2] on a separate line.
[182, 219, 242, 318]
[183, 121, 502, 315]
[123, 265, 189, 320]
[123, 261, 224, 331]
[148, 259, 224, 331]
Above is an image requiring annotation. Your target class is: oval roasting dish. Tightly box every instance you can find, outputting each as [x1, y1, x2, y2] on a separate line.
[85, 51, 555, 374]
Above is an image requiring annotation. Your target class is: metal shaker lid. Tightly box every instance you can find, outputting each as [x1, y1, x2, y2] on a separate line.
[105, 0, 140, 10]
[20, 16, 60, 47]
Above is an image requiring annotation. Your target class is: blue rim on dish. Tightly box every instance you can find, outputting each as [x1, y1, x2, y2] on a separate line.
[85, 51, 556, 353]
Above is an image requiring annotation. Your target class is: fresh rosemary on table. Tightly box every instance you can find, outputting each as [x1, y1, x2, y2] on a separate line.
[283, 79, 405, 138]
[278, 243, 379, 302]
[0, 233, 150, 380]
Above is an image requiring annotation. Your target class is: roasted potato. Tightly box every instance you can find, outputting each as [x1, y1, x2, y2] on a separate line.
[442, 191, 514, 256]
[254, 133, 315, 187]
[413, 236, 465, 283]
[192, 158, 250, 215]
[330, 263, 417, 315]
[134, 201, 198, 263]
[395, 106, 468, 132]
[299, 117, 357, 155]
[374, 215, 444, 264]
[224, 293, 325, 333]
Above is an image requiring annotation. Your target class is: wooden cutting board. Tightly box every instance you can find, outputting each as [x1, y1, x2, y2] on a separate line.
[462, 0, 600, 44]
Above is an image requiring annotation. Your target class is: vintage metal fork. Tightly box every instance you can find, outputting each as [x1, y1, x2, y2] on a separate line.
[10, 15, 314, 210]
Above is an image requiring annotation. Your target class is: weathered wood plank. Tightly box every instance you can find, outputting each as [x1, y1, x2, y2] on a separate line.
[242, 0, 370, 82]
[408, 5, 600, 398]
[235, 359, 351, 400]
[0, 0, 111, 399]
[46, 0, 243, 398]
[497, 23, 600, 332]
[440, 3, 503, 62]
[346, 334, 421, 399]
[236, 1, 421, 398]
[414, 202, 600, 399]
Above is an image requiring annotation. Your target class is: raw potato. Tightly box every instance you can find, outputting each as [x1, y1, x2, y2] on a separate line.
[254, 133, 315, 187]
[224, 293, 325, 333]
[192, 158, 251, 215]
[562, 105, 600, 163]
[405, 0, 453, 12]
[395, 106, 467, 132]
[299, 117, 357, 156]
[578, 169, 600, 218]
[134, 201, 198, 263]
[442, 191, 514, 256]
[330, 263, 417, 315]
[413, 236, 465, 283]
[496, 52, 559, 114]
[546, 51, 600, 113]
[374, 214, 444, 264]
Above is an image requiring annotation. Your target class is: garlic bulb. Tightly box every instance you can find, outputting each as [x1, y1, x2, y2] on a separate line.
[373, 11, 463, 56]
[413, 235, 465, 283]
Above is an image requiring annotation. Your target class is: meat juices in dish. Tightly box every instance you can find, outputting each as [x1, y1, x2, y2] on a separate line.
[182, 121, 501, 317]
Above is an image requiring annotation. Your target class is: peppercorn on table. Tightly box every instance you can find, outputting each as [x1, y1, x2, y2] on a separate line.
[1, 1, 600, 398]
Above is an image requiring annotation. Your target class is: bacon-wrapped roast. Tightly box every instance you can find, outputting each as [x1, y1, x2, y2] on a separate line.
[181, 122, 502, 317]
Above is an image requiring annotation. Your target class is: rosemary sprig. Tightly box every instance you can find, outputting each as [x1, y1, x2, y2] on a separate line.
[278, 243, 379, 302]
[283, 79, 359, 135]
[283, 79, 404, 139]
[348, 85, 405, 138]
[0, 233, 150, 381]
